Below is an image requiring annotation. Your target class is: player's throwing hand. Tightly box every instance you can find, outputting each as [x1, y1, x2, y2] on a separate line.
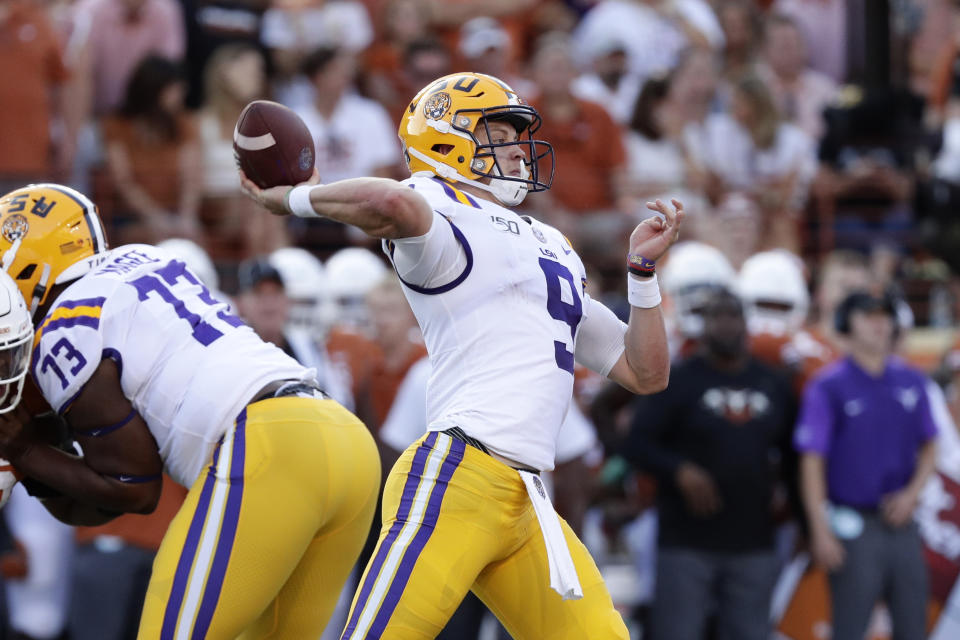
[239, 168, 322, 217]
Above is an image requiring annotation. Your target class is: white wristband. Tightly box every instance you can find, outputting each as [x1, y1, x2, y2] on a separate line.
[285, 185, 318, 218]
[627, 273, 661, 308]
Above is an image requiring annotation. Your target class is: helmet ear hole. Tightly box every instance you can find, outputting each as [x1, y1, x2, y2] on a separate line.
[15, 265, 35, 280]
[431, 144, 454, 155]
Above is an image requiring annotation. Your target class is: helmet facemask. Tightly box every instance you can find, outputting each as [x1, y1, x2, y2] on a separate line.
[464, 107, 554, 206]
[0, 328, 32, 414]
[399, 73, 555, 206]
[0, 271, 34, 414]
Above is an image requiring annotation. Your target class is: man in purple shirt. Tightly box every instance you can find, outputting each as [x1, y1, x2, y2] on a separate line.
[794, 290, 938, 640]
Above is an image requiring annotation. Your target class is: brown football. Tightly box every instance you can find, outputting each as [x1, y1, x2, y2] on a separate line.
[234, 100, 316, 189]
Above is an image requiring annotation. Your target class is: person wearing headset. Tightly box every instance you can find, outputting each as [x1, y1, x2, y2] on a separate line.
[793, 290, 938, 640]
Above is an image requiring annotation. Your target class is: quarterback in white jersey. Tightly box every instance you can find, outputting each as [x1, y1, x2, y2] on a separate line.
[243, 72, 683, 639]
[0, 184, 380, 639]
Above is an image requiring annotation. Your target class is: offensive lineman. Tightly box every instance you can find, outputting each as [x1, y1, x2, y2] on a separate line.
[242, 72, 684, 639]
[0, 183, 380, 638]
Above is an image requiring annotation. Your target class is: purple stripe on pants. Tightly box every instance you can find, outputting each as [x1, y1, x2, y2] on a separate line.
[368, 437, 465, 637]
[191, 409, 248, 639]
[341, 432, 440, 639]
[160, 440, 224, 639]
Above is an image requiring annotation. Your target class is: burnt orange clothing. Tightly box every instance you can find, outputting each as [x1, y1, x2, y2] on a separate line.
[102, 114, 198, 212]
[529, 97, 626, 212]
[369, 344, 427, 426]
[749, 327, 839, 395]
[929, 41, 958, 114]
[0, 2, 68, 176]
[74, 475, 187, 551]
[326, 327, 427, 428]
[326, 328, 380, 402]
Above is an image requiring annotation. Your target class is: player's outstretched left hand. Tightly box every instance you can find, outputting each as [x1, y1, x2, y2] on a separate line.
[628, 198, 685, 262]
[239, 168, 322, 217]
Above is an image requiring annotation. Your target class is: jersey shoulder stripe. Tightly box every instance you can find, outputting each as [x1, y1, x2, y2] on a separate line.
[30, 297, 105, 378]
[429, 176, 481, 209]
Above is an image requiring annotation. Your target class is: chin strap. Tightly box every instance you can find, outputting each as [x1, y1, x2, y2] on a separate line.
[407, 148, 529, 207]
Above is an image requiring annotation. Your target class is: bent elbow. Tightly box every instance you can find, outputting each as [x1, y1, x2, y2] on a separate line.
[377, 188, 428, 238]
[117, 483, 161, 515]
[635, 374, 669, 395]
[628, 367, 670, 395]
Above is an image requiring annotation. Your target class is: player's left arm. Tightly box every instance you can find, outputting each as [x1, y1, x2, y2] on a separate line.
[0, 359, 163, 518]
[608, 199, 684, 394]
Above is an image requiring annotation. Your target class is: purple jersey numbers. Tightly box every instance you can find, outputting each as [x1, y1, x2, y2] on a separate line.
[539, 257, 582, 374]
[40, 337, 88, 390]
[130, 261, 243, 346]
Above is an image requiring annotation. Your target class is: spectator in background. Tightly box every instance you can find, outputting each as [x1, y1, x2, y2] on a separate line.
[573, 0, 724, 82]
[526, 33, 629, 252]
[457, 17, 534, 98]
[46, 0, 99, 193]
[808, 249, 871, 355]
[795, 290, 938, 640]
[624, 77, 686, 199]
[622, 74, 709, 236]
[0, 0, 71, 190]
[571, 36, 641, 126]
[772, 0, 847, 83]
[389, 38, 454, 120]
[80, 0, 185, 117]
[102, 56, 203, 244]
[705, 191, 763, 269]
[716, 0, 763, 86]
[361, 276, 426, 432]
[361, 0, 433, 118]
[623, 288, 794, 640]
[757, 13, 838, 141]
[198, 43, 287, 259]
[261, 0, 373, 108]
[688, 75, 816, 249]
[177, 0, 268, 108]
[296, 47, 401, 184]
[234, 257, 353, 410]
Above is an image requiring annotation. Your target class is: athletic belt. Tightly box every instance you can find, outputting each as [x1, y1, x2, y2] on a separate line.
[251, 379, 329, 404]
[441, 427, 540, 475]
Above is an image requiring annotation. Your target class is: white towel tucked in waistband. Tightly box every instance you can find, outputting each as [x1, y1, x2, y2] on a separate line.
[518, 470, 583, 600]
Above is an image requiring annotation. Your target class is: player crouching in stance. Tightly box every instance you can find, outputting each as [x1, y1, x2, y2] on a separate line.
[0, 184, 380, 639]
[242, 72, 684, 639]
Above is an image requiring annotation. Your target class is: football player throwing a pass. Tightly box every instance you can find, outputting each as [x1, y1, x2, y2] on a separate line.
[0, 183, 380, 639]
[242, 72, 684, 639]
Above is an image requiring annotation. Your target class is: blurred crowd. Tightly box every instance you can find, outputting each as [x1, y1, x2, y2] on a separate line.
[3, 0, 960, 638]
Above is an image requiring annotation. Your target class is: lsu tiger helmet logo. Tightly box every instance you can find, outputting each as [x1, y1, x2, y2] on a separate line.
[0, 184, 108, 316]
[398, 72, 554, 206]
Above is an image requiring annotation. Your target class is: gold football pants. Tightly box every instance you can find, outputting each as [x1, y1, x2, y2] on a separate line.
[138, 395, 380, 639]
[340, 431, 628, 639]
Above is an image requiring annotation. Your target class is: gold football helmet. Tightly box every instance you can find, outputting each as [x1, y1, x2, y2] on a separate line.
[0, 184, 109, 316]
[398, 72, 554, 206]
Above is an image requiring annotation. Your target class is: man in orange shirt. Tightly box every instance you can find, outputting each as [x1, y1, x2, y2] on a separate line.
[525, 33, 629, 255]
[0, 0, 70, 188]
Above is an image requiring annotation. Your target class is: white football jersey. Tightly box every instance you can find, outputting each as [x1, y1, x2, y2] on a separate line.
[383, 175, 625, 471]
[31, 245, 308, 486]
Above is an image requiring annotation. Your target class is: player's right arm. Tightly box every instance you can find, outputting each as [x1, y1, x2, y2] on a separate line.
[239, 169, 433, 239]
